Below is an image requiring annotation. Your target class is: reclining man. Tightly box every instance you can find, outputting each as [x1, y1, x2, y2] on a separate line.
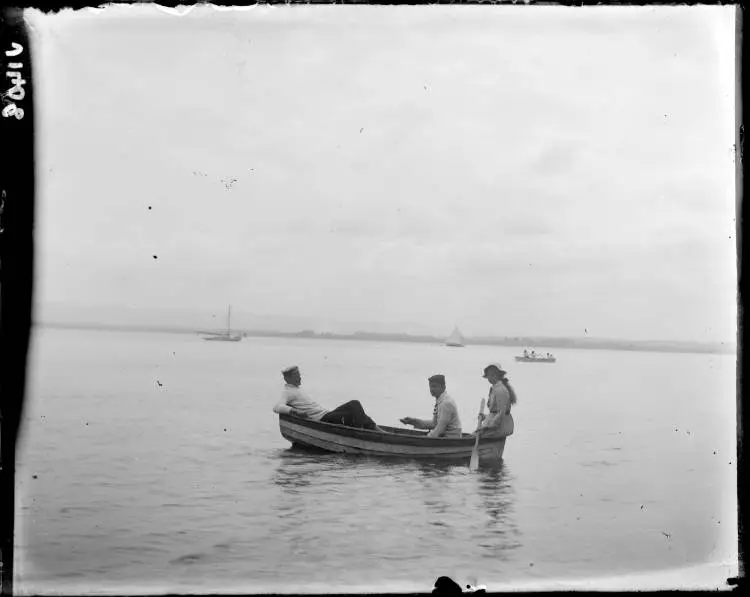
[273, 365, 384, 432]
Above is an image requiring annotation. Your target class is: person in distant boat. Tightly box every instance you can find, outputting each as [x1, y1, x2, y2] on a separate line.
[523, 349, 529, 358]
[273, 366, 384, 432]
[477, 362, 516, 437]
[400, 374, 462, 438]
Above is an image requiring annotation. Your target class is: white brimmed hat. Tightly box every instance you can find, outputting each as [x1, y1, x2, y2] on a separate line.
[281, 365, 299, 375]
[482, 362, 506, 377]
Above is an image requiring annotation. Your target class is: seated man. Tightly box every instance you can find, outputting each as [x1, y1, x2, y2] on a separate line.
[400, 374, 462, 438]
[273, 365, 384, 432]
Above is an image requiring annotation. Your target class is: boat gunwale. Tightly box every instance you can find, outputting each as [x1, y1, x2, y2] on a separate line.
[278, 414, 508, 447]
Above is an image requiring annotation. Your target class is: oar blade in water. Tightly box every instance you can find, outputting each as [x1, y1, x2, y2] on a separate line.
[469, 445, 480, 471]
[469, 398, 486, 472]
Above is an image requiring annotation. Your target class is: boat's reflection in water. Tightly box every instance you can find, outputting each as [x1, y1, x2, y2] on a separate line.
[270, 449, 322, 489]
[270, 447, 521, 564]
[412, 459, 521, 559]
[475, 466, 522, 560]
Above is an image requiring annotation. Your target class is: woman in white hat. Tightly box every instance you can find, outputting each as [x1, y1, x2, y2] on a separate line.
[478, 362, 516, 436]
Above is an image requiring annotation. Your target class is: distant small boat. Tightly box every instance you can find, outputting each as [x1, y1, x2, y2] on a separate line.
[445, 326, 465, 347]
[515, 350, 556, 363]
[203, 305, 242, 342]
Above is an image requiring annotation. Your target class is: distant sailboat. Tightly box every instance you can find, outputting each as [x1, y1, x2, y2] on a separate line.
[445, 326, 465, 348]
[203, 305, 242, 342]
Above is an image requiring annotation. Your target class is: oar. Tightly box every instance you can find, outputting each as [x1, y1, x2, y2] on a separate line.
[469, 398, 486, 472]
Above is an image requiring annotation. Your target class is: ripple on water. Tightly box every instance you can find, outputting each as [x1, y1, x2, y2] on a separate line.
[580, 460, 619, 468]
[169, 553, 207, 565]
[112, 544, 170, 555]
[59, 506, 97, 515]
[55, 571, 87, 579]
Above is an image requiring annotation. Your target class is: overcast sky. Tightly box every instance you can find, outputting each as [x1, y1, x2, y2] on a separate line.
[27, 5, 736, 342]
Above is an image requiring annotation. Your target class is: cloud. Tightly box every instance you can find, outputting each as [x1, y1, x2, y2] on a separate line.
[28, 5, 736, 342]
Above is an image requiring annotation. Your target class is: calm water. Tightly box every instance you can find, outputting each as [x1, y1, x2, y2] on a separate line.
[15, 328, 738, 593]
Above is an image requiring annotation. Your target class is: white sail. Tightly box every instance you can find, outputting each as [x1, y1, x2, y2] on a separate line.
[445, 326, 465, 347]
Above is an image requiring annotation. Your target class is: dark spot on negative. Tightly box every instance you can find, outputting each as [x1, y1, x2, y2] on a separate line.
[153, 255, 158, 260]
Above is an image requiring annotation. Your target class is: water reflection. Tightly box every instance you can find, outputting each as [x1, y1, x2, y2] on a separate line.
[269, 452, 334, 533]
[270, 448, 522, 561]
[478, 465, 515, 526]
[271, 449, 342, 492]
[409, 461, 456, 539]
[476, 464, 522, 558]
[415, 460, 463, 478]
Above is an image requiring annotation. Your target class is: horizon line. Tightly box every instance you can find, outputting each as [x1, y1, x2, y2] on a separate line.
[34, 319, 736, 351]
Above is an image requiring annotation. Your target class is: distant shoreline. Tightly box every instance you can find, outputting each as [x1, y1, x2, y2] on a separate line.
[36, 321, 736, 356]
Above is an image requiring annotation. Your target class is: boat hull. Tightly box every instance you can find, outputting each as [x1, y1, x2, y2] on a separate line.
[278, 415, 507, 465]
[514, 356, 555, 363]
[203, 335, 242, 342]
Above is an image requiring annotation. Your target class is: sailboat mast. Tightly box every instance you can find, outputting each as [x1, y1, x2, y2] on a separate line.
[227, 305, 231, 334]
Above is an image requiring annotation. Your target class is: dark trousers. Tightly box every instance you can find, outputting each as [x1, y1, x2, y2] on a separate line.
[321, 400, 378, 430]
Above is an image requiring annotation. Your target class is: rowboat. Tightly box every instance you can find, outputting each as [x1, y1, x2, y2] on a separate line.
[515, 355, 556, 363]
[278, 414, 510, 465]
